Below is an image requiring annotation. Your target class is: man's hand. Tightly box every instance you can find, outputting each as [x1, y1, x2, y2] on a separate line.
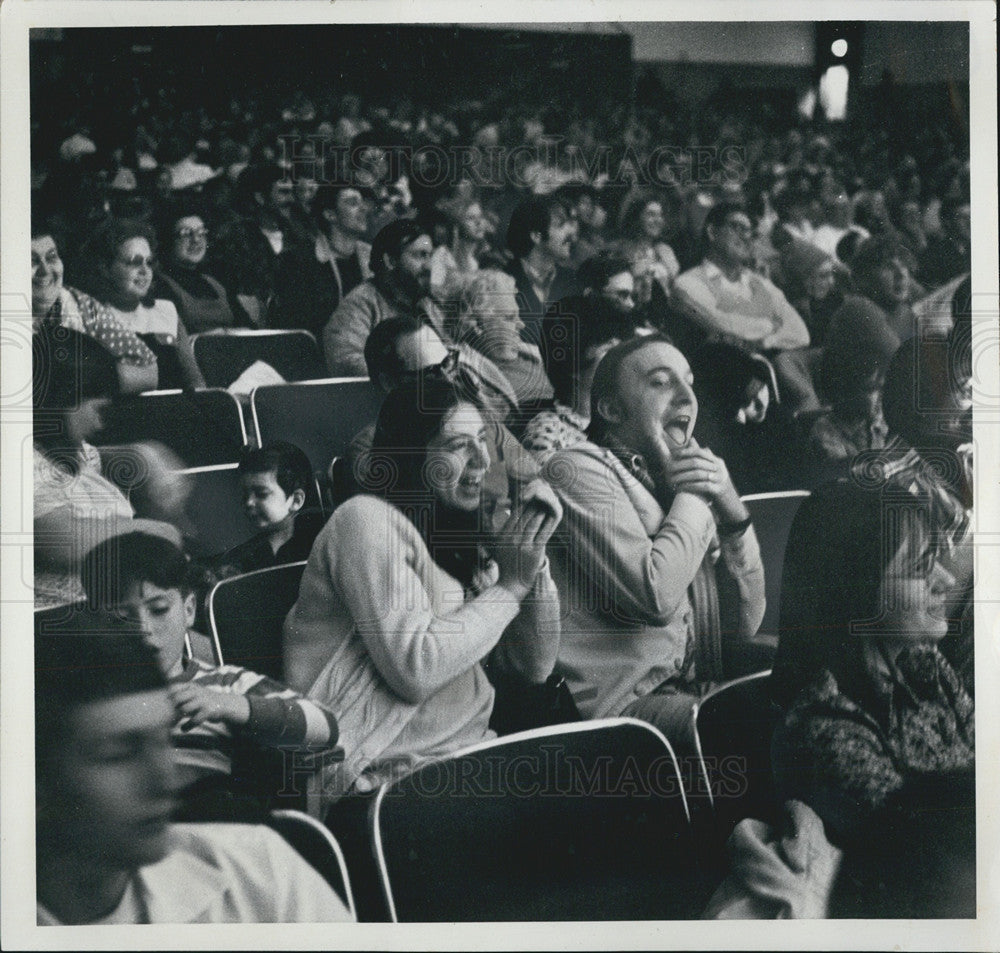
[662, 438, 749, 525]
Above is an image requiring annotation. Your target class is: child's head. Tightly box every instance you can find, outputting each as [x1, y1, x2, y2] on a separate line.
[237, 441, 311, 535]
[81, 531, 199, 674]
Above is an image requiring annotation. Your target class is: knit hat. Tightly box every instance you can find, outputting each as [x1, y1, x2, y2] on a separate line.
[781, 239, 832, 295]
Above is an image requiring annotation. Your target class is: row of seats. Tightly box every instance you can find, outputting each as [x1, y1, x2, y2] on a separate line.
[96, 376, 382, 472]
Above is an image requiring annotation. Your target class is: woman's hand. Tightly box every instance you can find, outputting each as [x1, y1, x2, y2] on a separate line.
[493, 480, 562, 600]
[169, 682, 250, 730]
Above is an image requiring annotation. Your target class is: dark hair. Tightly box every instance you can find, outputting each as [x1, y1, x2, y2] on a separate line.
[238, 163, 289, 203]
[850, 235, 914, 280]
[238, 440, 312, 497]
[882, 334, 969, 448]
[78, 217, 158, 303]
[370, 369, 482, 498]
[819, 308, 895, 413]
[587, 333, 676, 443]
[368, 368, 489, 588]
[769, 479, 939, 710]
[829, 769, 975, 918]
[506, 195, 569, 259]
[577, 252, 633, 294]
[369, 219, 428, 275]
[35, 614, 167, 777]
[312, 180, 373, 219]
[543, 297, 631, 406]
[31, 209, 64, 247]
[689, 341, 768, 422]
[81, 531, 198, 607]
[364, 314, 436, 386]
[835, 229, 863, 265]
[618, 190, 667, 240]
[702, 200, 750, 240]
[554, 182, 598, 207]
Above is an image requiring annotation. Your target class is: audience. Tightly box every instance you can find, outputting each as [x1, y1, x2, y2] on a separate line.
[617, 189, 682, 298]
[78, 217, 205, 390]
[453, 268, 554, 411]
[322, 218, 443, 376]
[32, 326, 186, 607]
[27, 45, 979, 925]
[212, 442, 326, 577]
[672, 202, 819, 412]
[155, 204, 247, 333]
[689, 341, 801, 494]
[919, 195, 971, 289]
[348, 315, 537, 508]
[272, 179, 374, 339]
[522, 296, 626, 456]
[34, 619, 354, 924]
[504, 194, 579, 347]
[81, 530, 342, 820]
[769, 481, 974, 844]
[284, 369, 562, 802]
[32, 218, 159, 394]
[429, 191, 487, 299]
[543, 335, 766, 750]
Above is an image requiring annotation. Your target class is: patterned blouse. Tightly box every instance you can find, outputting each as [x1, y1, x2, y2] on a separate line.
[521, 403, 589, 456]
[37, 286, 157, 367]
[771, 645, 974, 842]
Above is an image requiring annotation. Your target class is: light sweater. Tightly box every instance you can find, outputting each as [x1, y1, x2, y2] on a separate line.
[283, 494, 560, 800]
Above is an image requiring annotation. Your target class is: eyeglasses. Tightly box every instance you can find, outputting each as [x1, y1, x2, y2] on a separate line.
[117, 255, 156, 269]
[605, 289, 635, 301]
[723, 219, 754, 237]
[176, 227, 209, 240]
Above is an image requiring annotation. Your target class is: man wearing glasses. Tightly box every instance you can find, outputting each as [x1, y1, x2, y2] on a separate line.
[673, 201, 820, 412]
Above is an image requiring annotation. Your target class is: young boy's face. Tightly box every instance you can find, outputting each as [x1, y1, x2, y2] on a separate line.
[241, 470, 303, 533]
[115, 582, 195, 675]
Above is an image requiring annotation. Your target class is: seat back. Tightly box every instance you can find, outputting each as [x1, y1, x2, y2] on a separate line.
[693, 670, 780, 842]
[372, 718, 705, 921]
[95, 388, 247, 467]
[251, 378, 383, 479]
[206, 561, 307, 680]
[191, 330, 327, 388]
[268, 810, 356, 918]
[741, 491, 810, 639]
[173, 463, 258, 558]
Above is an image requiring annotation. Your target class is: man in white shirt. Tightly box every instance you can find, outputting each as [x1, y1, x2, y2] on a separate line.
[34, 615, 354, 925]
[673, 201, 820, 412]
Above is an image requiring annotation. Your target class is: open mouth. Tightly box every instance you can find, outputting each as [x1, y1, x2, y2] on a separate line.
[663, 415, 691, 447]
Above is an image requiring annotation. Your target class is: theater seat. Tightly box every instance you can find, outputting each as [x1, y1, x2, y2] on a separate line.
[727, 490, 810, 675]
[191, 329, 327, 388]
[268, 810, 356, 919]
[371, 718, 708, 921]
[206, 561, 307, 680]
[693, 670, 780, 844]
[95, 388, 247, 467]
[250, 378, 384, 489]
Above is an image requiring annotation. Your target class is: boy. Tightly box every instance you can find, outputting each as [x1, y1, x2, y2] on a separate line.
[81, 531, 342, 819]
[216, 441, 325, 576]
[34, 617, 353, 924]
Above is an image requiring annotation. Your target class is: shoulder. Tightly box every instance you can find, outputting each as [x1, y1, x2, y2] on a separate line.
[166, 822, 312, 885]
[543, 441, 623, 491]
[327, 494, 413, 543]
[673, 262, 710, 289]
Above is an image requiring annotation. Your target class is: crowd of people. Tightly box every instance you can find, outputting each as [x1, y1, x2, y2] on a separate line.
[29, 62, 975, 925]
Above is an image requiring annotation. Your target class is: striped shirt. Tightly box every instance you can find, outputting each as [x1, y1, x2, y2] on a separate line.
[169, 656, 342, 788]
